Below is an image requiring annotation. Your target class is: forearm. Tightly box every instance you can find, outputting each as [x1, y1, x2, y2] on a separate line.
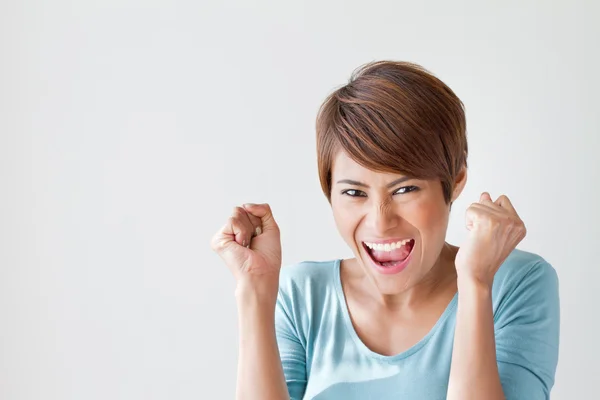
[235, 281, 289, 400]
[447, 279, 504, 400]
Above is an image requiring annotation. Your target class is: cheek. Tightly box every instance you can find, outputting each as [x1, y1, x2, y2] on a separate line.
[332, 204, 359, 241]
[409, 198, 449, 235]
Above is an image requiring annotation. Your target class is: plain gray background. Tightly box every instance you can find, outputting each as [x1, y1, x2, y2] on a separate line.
[1, 0, 598, 399]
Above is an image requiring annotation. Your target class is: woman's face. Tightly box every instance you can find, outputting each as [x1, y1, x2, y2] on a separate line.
[330, 151, 466, 295]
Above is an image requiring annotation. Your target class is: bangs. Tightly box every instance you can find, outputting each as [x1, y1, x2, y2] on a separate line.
[328, 98, 444, 181]
[316, 61, 468, 204]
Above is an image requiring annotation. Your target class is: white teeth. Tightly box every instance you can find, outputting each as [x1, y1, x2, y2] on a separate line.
[365, 239, 412, 252]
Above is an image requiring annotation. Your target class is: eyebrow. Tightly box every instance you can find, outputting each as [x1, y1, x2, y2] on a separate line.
[335, 176, 414, 189]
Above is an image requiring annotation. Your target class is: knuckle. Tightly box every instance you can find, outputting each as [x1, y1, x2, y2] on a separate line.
[508, 216, 521, 227]
[467, 205, 481, 216]
[469, 204, 482, 213]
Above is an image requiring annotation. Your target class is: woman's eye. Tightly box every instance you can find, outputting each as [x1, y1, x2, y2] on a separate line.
[341, 186, 419, 197]
[395, 186, 419, 194]
[341, 189, 366, 197]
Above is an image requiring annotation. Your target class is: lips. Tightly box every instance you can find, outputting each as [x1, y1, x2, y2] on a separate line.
[361, 239, 415, 275]
[367, 240, 414, 263]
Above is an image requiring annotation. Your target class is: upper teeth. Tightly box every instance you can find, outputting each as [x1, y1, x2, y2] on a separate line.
[365, 239, 412, 252]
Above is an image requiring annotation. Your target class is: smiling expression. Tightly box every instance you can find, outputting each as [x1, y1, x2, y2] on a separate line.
[331, 151, 466, 295]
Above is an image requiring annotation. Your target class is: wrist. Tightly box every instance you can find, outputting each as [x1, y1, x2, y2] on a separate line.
[235, 274, 280, 305]
[457, 274, 493, 295]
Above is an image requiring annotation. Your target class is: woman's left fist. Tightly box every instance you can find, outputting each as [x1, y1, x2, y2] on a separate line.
[455, 192, 527, 288]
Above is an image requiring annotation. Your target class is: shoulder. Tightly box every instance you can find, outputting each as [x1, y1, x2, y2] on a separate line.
[492, 248, 559, 320]
[493, 248, 558, 293]
[276, 259, 340, 337]
[278, 259, 339, 299]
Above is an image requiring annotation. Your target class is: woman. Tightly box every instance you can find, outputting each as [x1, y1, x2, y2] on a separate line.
[211, 61, 560, 400]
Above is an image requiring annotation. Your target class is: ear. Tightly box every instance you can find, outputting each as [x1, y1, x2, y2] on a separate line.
[451, 164, 468, 203]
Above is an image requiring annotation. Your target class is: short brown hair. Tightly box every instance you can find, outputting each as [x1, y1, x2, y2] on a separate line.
[316, 61, 468, 205]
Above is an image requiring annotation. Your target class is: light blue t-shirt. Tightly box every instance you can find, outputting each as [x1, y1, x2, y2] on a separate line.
[275, 249, 560, 400]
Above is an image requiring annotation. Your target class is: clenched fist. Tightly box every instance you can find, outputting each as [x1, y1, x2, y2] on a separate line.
[210, 203, 282, 292]
[455, 192, 527, 288]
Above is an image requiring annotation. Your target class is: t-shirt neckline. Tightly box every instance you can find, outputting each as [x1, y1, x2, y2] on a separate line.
[332, 258, 458, 362]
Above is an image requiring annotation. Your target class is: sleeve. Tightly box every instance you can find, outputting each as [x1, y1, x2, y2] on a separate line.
[275, 288, 307, 400]
[494, 260, 560, 400]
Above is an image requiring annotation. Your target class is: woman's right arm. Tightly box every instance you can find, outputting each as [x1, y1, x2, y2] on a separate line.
[236, 278, 289, 400]
[210, 203, 290, 400]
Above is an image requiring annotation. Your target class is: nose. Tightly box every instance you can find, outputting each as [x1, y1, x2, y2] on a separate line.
[366, 201, 400, 234]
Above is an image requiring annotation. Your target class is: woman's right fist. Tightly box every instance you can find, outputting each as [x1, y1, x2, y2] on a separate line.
[210, 203, 282, 284]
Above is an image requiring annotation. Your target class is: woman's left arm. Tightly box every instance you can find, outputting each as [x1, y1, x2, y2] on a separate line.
[447, 192, 555, 400]
[447, 277, 504, 400]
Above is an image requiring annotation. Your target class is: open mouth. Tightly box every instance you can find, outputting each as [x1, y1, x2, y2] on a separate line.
[362, 239, 415, 268]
